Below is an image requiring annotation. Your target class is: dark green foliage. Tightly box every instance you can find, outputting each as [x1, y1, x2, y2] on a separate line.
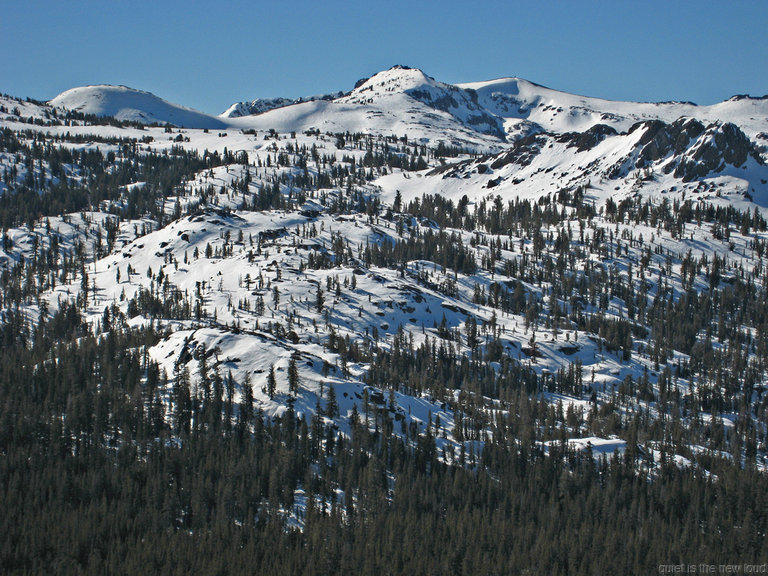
[1, 317, 766, 574]
[0, 129, 209, 227]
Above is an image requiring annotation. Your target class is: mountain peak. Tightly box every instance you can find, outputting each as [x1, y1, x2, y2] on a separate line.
[349, 65, 439, 97]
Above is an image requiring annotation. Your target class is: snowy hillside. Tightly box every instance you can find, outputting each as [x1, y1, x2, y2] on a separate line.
[377, 116, 768, 213]
[50, 84, 227, 129]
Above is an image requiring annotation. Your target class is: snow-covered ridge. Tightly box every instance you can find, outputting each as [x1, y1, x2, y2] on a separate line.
[223, 65, 766, 149]
[459, 76, 768, 139]
[41, 66, 767, 151]
[221, 93, 343, 118]
[50, 84, 227, 129]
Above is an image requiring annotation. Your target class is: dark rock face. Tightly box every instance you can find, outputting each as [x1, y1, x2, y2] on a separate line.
[710, 123, 754, 166]
[634, 118, 705, 167]
[434, 111, 764, 189]
[490, 134, 546, 169]
[557, 124, 617, 152]
[610, 118, 761, 182]
[673, 122, 761, 182]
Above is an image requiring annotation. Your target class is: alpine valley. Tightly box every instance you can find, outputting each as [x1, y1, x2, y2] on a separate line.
[2, 66, 768, 574]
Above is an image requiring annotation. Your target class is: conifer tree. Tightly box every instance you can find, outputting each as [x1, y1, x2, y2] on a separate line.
[288, 353, 300, 397]
[267, 364, 276, 399]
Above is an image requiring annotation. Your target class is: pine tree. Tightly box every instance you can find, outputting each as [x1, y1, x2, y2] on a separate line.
[239, 372, 254, 428]
[267, 364, 276, 399]
[316, 284, 324, 312]
[288, 353, 300, 397]
[326, 384, 339, 418]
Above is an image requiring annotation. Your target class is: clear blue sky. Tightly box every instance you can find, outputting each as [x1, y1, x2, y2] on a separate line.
[2, 0, 766, 114]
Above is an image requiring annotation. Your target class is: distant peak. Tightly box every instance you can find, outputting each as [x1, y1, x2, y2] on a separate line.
[350, 66, 438, 95]
[728, 94, 768, 102]
[49, 84, 225, 129]
[56, 84, 151, 95]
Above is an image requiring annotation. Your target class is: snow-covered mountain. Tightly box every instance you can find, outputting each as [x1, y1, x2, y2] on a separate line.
[44, 67, 768, 154]
[221, 67, 503, 151]
[6, 63, 768, 574]
[2, 64, 768, 481]
[221, 97, 302, 118]
[337, 65, 505, 139]
[50, 84, 227, 129]
[221, 65, 768, 150]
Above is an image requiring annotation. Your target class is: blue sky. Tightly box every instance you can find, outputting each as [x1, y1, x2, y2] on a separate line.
[2, 0, 766, 114]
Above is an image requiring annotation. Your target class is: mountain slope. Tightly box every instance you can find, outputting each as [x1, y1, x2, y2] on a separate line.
[220, 66, 507, 151]
[337, 65, 505, 138]
[377, 116, 768, 212]
[1, 66, 767, 464]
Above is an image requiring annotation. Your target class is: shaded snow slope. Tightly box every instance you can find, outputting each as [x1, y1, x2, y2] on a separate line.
[221, 93, 343, 118]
